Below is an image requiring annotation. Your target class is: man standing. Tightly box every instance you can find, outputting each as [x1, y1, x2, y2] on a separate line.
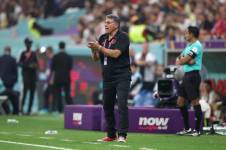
[88, 14, 131, 142]
[19, 38, 38, 115]
[0, 46, 19, 115]
[176, 26, 203, 136]
[51, 42, 73, 113]
[42, 47, 54, 113]
[134, 42, 157, 106]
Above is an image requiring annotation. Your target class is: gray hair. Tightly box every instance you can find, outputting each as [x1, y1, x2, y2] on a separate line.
[106, 14, 120, 28]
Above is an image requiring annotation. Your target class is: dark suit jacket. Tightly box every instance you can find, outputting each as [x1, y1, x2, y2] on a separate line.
[0, 54, 18, 88]
[51, 51, 73, 84]
[18, 50, 38, 83]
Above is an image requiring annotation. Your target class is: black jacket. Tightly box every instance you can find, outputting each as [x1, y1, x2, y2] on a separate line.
[51, 51, 73, 83]
[18, 50, 38, 81]
[0, 54, 18, 88]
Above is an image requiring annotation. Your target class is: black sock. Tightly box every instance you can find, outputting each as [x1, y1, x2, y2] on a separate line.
[204, 118, 210, 127]
[206, 118, 210, 127]
[194, 104, 202, 132]
[179, 106, 190, 130]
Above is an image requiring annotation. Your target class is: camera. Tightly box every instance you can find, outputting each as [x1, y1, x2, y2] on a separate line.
[154, 66, 183, 108]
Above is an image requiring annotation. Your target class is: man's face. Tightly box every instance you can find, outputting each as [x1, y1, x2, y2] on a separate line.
[205, 84, 211, 92]
[46, 50, 52, 58]
[184, 29, 192, 42]
[26, 43, 32, 50]
[105, 18, 118, 34]
[131, 65, 136, 74]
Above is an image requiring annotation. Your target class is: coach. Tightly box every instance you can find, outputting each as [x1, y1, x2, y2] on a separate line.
[88, 14, 131, 142]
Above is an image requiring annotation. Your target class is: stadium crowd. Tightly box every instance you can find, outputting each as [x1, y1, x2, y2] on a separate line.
[0, 0, 85, 28]
[0, 0, 225, 42]
[75, 0, 226, 44]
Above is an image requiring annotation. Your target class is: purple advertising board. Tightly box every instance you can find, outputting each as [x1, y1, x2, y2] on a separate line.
[64, 105, 198, 134]
[101, 107, 196, 134]
[64, 105, 102, 130]
[174, 41, 226, 49]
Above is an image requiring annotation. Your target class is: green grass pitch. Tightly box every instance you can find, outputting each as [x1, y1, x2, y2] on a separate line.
[0, 115, 226, 150]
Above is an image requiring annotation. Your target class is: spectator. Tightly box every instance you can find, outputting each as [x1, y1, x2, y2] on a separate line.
[129, 15, 147, 43]
[0, 46, 19, 115]
[51, 41, 73, 113]
[44, 0, 63, 18]
[75, 0, 226, 43]
[1, 0, 225, 41]
[129, 63, 142, 101]
[203, 80, 222, 122]
[19, 37, 38, 115]
[220, 96, 226, 123]
[0, 4, 8, 28]
[134, 42, 158, 107]
[42, 46, 55, 113]
[27, 12, 53, 38]
[199, 81, 211, 126]
[211, 5, 226, 39]
[135, 42, 157, 92]
[129, 48, 135, 64]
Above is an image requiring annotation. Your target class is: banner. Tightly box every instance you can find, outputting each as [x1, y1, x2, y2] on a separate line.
[65, 105, 198, 134]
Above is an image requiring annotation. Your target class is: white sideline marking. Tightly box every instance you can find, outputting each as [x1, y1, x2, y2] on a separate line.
[16, 134, 32, 137]
[39, 137, 54, 140]
[24, 132, 33, 134]
[139, 147, 157, 150]
[0, 132, 10, 135]
[112, 144, 130, 148]
[0, 140, 78, 150]
[61, 139, 73, 142]
[82, 141, 102, 145]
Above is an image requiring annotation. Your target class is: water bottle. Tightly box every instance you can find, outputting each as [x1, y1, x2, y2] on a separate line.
[7, 119, 19, 124]
[44, 130, 58, 135]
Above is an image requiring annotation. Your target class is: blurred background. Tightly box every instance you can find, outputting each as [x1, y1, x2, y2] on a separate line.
[0, 0, 225, 124]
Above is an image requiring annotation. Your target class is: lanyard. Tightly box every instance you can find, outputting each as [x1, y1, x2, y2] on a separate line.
[103, 39, 112, 66]
[103, 39, 112, 49]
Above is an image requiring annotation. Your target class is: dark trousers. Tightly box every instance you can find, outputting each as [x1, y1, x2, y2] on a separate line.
[21, 82, 36, 114]
[44, 84, 54, 111]
[1, 88, 19, 115]
[53, 82, 72, 113]
[103, 80, 130, 138]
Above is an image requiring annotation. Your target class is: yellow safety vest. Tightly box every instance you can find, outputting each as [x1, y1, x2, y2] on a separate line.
[129, 24, 146, 43]
[28, 18, 41, 38]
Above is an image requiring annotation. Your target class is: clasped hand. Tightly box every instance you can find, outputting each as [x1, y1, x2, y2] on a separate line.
[87, 41, 101, 51]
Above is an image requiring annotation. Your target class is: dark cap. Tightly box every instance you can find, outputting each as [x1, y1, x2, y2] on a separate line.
[24, 37, 33, 45]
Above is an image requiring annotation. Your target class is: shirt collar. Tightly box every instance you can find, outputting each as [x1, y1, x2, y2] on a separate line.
[107, 30, 120, 41]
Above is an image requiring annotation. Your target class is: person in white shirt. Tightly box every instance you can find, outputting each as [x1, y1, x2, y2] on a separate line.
[134, 42, 158, 107]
